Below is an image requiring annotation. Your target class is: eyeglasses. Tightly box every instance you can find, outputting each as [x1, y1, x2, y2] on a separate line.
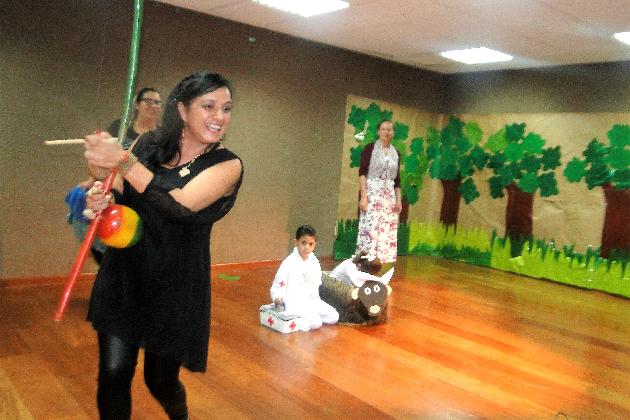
[140, 98, 162, 106]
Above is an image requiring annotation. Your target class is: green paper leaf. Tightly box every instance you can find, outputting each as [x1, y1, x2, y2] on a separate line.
[608, 124, 630, 148]
[541, 146, 561, 170]
[347, 105, 367, 132]
[498, 165, 516, 186]
[505, 141, 525, 162]
[459, 178, 480, 204]
[469, 146, 489, 169]
[442, 116, 464, 144]
[404, 185, 419, 204]
[365, 103, 392, 141]
[518, 172, 539, 193]
[605, 146, 630, 170]
[505, 123, 526, 142]
[487, 152, 507, 170]
[583, 139, 608, 164]
[393, 121, 409, 141]
[463, 122, 483, 145]
[612, 168, 630, 189]
[455, 135, 472, 153]
[440, 148, 457, 166]
[392, 139, 407, 156]
[427, 127, 440, 145]
[441, 164, 459, 180]
[538, 172, 559, 197]
[508, 162, 523, 180]
[486, 128, 508, 153]
[585, 162, 611, 189]
[429, 156, 447, 179]
[350, 146, 363, 168]
[522, 133, 545, 154]
[217, 273, 241, 281]
[488, 176, 505, 198]
[521, 153, 541, 173]
[362, 131, 376, 144]
[410, 137, 424, 154]
[404, 154, 420, 173]
[563, 157, 586, 183]
[459, 156, 474, 177]
[426, 142, 440, 160]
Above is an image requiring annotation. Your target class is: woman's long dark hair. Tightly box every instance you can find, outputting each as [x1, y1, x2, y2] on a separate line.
[148, 71, 232, 166]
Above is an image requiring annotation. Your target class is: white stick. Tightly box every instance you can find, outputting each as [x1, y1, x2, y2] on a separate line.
[44, 137, 118, 146]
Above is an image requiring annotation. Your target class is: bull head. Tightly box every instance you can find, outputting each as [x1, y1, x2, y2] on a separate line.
[350, 268, 393, 316]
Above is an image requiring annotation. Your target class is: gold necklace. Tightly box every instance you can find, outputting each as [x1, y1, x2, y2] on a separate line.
[178, 142, 220, 177]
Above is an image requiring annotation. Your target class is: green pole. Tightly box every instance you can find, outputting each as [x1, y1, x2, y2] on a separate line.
[116, 0, 144, 146]
[55, 0, 145, 321]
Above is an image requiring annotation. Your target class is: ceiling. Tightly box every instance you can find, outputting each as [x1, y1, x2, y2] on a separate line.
[155, 0, 630, 74]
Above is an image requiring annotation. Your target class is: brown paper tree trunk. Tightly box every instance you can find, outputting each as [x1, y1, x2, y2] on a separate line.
[601, 184, 630, 259]
[439, 178, 462, 227]
[505, 183, 533, 257]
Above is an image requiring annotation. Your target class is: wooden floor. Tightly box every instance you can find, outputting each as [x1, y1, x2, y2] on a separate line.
[2, 256, 630, 419]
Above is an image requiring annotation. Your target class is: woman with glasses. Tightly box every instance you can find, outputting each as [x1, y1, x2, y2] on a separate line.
[65, 88, 163, 264]
[107, 87, 162, 149]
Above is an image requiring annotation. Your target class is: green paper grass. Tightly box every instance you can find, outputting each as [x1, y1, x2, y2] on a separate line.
[334, 218, 630, 299]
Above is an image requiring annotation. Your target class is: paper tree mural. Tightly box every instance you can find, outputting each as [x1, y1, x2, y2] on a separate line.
[425, 116, 488, 227]
[486, 123, 561, 256]
[564, 124, 630, 259]
[347, 102, 428, 222]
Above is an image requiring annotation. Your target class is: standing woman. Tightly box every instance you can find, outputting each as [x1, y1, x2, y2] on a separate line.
[356, 120, 402, 265]
[107, 87, 163, 149]
[84, 71, 243, 420]
[65, 87, 163, 264]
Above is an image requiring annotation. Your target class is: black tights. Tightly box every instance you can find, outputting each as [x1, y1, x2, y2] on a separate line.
[97, 333, 188, 420]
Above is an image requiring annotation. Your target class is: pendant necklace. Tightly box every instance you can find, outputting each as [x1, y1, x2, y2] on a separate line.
[178, 142, 220, 177]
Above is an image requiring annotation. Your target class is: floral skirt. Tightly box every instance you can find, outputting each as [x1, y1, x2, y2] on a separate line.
[356, 178, 398, 263]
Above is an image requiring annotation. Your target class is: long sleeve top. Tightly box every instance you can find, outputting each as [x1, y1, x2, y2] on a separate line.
[358, 141, 401, 188]
[270, 248, 322, 313]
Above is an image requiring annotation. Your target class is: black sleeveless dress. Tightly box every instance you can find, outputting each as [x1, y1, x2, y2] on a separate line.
[88, 135, 243, 372]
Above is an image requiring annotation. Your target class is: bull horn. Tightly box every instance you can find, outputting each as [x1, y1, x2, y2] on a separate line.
[379, 268, 395, 285]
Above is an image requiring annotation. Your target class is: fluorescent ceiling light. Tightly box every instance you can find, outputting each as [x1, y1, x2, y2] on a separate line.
[613, 32, 630, 45]
[252, 0, 349, 17]
[440, 47, 513, 64]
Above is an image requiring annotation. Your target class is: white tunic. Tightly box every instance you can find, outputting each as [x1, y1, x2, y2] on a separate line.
[270, 248, 338, 330]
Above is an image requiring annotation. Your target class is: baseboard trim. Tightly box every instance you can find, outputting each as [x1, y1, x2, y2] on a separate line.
[0, 273, 97, 288]
[212, 259, 282, 270]
[0, 257, 331, 288]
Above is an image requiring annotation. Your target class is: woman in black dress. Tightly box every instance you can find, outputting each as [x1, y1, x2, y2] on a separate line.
[84, 71, 243, 420]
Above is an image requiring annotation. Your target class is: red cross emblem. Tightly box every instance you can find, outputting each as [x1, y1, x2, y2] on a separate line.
[289, 321, 296, 330]
[267, 316, 274, 326]
[279, 281, 285, 287]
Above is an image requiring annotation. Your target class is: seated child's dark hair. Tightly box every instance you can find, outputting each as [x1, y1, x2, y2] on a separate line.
[352, 249, 378, 275]
[295, 225, 317, 240]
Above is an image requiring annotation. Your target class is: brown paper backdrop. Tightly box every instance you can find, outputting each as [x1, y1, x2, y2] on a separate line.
[337, 94, 630, 253]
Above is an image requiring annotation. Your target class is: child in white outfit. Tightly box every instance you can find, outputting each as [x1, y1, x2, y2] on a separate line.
[270, 225, 339, 331]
